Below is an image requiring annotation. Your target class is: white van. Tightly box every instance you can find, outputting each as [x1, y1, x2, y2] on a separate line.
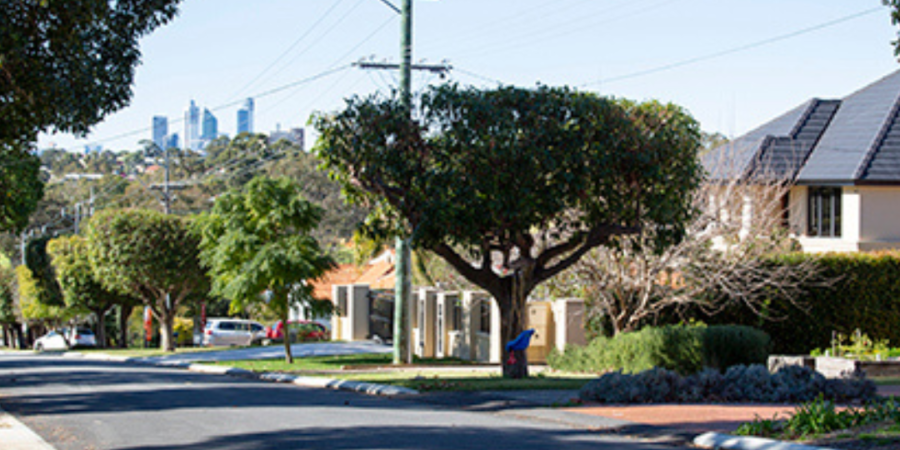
[203, 318, 265, 347]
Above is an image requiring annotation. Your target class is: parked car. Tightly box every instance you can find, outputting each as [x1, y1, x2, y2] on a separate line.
[33, 327, 96, 352]
[264, 320, 327, 344]
[203, 318, 266, 347]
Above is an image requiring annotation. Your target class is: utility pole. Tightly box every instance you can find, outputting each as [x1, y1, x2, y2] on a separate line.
[394, 0, 414, 366]
[164, 144, 171, 215]
[362, 0, 450, 365]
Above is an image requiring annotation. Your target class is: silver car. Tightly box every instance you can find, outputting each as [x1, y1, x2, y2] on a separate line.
[202, 318, 265, 347]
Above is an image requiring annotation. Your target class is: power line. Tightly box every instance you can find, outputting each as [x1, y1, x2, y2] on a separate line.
[580, 6, 883, 88]
[226, 0, 350, 102]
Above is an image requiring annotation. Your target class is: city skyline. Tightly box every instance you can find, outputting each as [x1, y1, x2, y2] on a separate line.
[35, 1, 900, 153]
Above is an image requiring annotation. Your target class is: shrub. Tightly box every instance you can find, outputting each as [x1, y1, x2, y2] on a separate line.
[549, 324, 770, 375]
[579, 364, 877, 405]
[695, 252, 900, 354]
[703, 325, 770, 370]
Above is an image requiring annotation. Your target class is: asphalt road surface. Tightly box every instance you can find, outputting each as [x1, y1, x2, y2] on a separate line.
[0, 353, 681, 450]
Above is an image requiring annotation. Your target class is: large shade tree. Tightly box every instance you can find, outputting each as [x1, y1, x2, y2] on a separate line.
[314, 85, 702, 378]
[195, 176, 335, 363]
[86, 209, 207, 351]
[1, 0, 181, 231]
[48, 235, 134, 348]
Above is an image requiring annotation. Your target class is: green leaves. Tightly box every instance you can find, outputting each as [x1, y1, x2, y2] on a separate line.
[314, 83, 701, 270]
[195, 176, 335, 314]
[85, 208, 207, 302]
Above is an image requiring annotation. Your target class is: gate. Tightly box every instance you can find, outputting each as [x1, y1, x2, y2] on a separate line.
[368, 289, 394, 343]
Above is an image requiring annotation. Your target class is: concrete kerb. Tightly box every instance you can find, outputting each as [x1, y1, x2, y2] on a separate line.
[0, 404, 56, 450]
[57, 350, 420, 397]
[694, 432, 836, 450]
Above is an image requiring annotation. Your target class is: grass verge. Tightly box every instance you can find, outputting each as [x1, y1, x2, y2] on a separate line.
[202, 353, 594, 391]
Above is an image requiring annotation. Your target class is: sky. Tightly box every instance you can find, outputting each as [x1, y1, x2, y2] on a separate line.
[37, 0, 900, 153]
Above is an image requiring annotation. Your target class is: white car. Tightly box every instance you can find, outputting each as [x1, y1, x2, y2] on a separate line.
[203, 318, 265, 347]
[33, 328, 96, 351]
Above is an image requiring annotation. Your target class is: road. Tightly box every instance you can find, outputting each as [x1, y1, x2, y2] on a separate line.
[0, 353, 683, 450]
[134, 341, 391, 364]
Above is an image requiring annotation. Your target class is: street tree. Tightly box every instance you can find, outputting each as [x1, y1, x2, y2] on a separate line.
[15, 265, 68, 331]
[0, 268, 20, 348]
[314, 85, 702, 378]
[1, 0, 181, 231]
[86, 209, 207, 351]
[1, 0, 181, 148]
[48, 235, 133, 348]
[195, 176, 335, 363]
[24, 236, 64, 309]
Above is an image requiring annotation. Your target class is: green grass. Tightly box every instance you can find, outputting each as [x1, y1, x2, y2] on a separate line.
[200, 353, 594, 391]
[873, 376, 900, 386]
[332, 371, 594, 391]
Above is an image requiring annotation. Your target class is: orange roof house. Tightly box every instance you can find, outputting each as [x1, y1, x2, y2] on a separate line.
[307, 249, 397, 306]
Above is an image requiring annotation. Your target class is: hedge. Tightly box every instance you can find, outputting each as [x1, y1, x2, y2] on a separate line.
[695, 251, 900, 355]
[548, 324, 770, 375]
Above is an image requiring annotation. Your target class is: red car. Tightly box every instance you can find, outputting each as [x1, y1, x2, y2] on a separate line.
[265, 320, 327, 343]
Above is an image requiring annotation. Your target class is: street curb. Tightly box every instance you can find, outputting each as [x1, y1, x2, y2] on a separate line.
[0, 404, 56, 450]
[694, 432, 836, 450]
[55, 350, 420, 397]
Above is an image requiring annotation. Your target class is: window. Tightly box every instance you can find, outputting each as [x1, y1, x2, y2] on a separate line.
[808, 187, 842, 237]
[451, 300, 462, 331]
[479, 300, 491, 334]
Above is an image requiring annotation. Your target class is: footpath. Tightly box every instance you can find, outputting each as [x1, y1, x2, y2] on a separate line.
[2, 348, 859, 450]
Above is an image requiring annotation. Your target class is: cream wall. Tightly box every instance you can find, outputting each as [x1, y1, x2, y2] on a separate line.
[793, 185, 900, 252]
[859, 186, 900, 248]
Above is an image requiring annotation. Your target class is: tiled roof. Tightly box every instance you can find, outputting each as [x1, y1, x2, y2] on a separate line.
[709, 70, 900, 185]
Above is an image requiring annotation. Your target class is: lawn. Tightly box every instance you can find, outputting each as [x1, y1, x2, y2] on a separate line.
[201, 353, 595, 391]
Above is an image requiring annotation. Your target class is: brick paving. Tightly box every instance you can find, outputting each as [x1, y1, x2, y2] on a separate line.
[563, 384, 900, 435]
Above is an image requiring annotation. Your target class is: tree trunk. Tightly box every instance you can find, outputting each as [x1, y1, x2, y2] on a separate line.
[119, 304, 132, 348]
[282, 305, 293, 364]
[93, 308, 109, 349]
[499, 271, 531, 379]
[158, 295, 176, 352]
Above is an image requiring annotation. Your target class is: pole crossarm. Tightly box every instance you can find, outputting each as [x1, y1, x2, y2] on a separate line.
[354, 61, 452, 75]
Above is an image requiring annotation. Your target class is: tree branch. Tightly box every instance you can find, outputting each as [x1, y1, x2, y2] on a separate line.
[535, 224, 639, 284]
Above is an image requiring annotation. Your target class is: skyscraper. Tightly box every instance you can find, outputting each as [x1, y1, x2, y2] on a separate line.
[152, 116, 168, 150]
[236, 97, 254, 134]
[166, 133, 179, 150]
[184, 100, 201, 151]
[201, 108, 218, 142]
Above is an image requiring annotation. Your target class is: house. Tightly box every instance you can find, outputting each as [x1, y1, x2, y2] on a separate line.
[707, 70, 900, 252]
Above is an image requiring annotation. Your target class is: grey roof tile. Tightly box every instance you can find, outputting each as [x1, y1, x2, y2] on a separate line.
[796, 70, 900, 184]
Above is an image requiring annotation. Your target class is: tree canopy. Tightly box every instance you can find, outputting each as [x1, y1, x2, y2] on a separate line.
[314, 84, 702, 377]
[196, 176, 335, 363]
[1, 0, 181, 148]
[48, 235, 130, 347]
[86, 208, 206, 351]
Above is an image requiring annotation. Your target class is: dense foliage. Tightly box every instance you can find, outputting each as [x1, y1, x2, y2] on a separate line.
[548, 324, 770, 375]
[697, 252, 900, 354]
[47, 235, 131, 348]
[195, 176, 335, 363]
[315, 84, 702, 377]
[1, 0, 181, 147]
[579, 365, 876, 404]
[86, 208, 207, 351]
